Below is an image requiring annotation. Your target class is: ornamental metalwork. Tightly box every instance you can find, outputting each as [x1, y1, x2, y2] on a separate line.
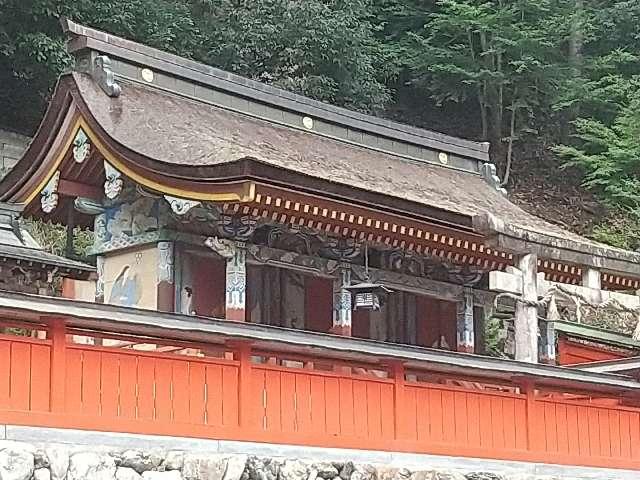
[72, 129, 90, 163]
[157, 241, 174, 284]
[333, 266, 352, 328]
[381, 250, 483, 287]
[219, 214, 257, 241]
[41, 171, 60, 213]
[104, 161, 123, 199]
[95, 255, 105, 301]
[480, 162, 507, 196]
[204, 236, 236, 259]
[164, 195, 200, 215]
[93, 55, 121, 97]
[319, 237, 361, 260]
[246, 243, 340, 277]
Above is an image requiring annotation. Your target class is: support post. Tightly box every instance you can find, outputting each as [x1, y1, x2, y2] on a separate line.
[95, 255, 105, 303]
[233, 342, 253, 429]
[582, 267, 601, 290]
[205, 237, 247, 321]
[391, 361, 405, 440]
[48, 318, 67, 413]
[522, 380, 537, 451]
[456, 287, 475, 353]
[157, 241, 175, 312]
[515, 253, 538, 363]
[331, 264, 352, 336]
[539, 320, 556, 365]
[225, 242, 247, 321]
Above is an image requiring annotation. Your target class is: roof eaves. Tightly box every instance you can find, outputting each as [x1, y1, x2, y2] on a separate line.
[474, 212, 640, 277]
[555, 321, 640, 350]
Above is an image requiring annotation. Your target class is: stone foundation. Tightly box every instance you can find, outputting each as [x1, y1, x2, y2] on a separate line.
[0, 426, 636, 480]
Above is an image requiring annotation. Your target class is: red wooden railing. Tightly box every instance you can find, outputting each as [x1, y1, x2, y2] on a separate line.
[1, 320, 640, 471]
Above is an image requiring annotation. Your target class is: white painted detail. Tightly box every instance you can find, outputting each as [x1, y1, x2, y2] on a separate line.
[141, 68, 154, 83]
[104, 162, 123, 199]
[41, 171, 61, 213]
[163, 195, 200, 215]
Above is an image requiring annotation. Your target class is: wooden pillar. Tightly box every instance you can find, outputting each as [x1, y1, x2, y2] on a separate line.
[95, 255, 105, 303]
[331, 265, 352, 336]
[515, 253, 538, 363]
[582, 267, 601, 289]
[473, 305, 487, 354]
[391, 361, 405, 440]
[233, 341, 253, 429]
[48, 318, 67, 413]
[157, 241, 175, 312]
[456, 287, 475, 353]
[205, 237, 247, 321]
[522, 380, 536, 451]
[539, 320, 556, 365]
[225, 242, 247, 321]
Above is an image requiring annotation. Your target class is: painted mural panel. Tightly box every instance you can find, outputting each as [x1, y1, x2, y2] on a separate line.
[104, 246, 158, 310]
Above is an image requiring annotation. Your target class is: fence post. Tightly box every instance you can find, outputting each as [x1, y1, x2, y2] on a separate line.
[523, 380, 536, 452]
[233, 341, 254, 430]
[391, 361, 405, 440]
[48, 317, 67, 413]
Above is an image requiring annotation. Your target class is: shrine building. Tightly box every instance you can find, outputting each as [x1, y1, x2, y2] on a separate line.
[2, 19, 640, 477]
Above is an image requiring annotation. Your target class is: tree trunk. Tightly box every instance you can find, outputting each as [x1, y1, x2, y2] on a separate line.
[501, 90, 518, 187]
[563, 0, 584, 140]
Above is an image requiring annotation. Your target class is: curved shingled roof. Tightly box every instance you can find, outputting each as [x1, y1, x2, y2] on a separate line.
[3, 19, 640, 280]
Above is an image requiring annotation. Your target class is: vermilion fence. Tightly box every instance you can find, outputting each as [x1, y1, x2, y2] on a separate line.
[1, 321, 640, 471]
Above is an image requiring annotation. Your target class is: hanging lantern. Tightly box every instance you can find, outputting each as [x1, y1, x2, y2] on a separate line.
[345, 282, 391, 311]
[345, 243, 391, 311]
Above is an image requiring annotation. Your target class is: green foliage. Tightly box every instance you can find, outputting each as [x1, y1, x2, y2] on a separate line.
[4, 0, 640, 253]
[591, 213, 640, 251]
[483, 313, 508, 358]
[22, 218, 94, 260]
[555, 87, 640, 209]
[0, 0, 389, 135]
[192, 0, 390, 113]
[404, 0, 571, 160]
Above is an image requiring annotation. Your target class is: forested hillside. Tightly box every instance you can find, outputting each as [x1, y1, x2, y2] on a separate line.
[2, 0, 640, 249]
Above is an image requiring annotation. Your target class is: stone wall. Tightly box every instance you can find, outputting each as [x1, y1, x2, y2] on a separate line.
[0, 438, 634, 480]
[0, 129, 29, 178]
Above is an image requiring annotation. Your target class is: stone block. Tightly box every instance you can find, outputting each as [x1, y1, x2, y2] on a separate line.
[311, 463, 339, 480]
[117, 466, 144, 479]
[0, 442, 35, 480]
[183, 453, 227, 480]
[142, 471, 184, 480]
[34, 449, 50, 469]
[119, 449, 165, 473]
[242, 456, 281, 480]
[350, 464, 377, 480]
[163, 451, 185, 471]
[44, 445, 69, 480]
[279, 459, 309, 480]
[67, 451, 116, 480]
[34, 468, 52, 480]
[224, 454, 247, 480]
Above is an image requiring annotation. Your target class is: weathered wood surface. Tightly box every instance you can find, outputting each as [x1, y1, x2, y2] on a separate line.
[490, 271, 640, 309]
[514, 254, 539, 362]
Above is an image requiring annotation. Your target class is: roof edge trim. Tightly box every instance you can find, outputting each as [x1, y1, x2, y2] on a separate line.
[474, 212, 640, 277]
[61, 19, 490, 163]
[23, 115, 256, 205]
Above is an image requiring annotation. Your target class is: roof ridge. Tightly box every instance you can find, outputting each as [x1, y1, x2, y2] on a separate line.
[61, 18, 490, 162]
